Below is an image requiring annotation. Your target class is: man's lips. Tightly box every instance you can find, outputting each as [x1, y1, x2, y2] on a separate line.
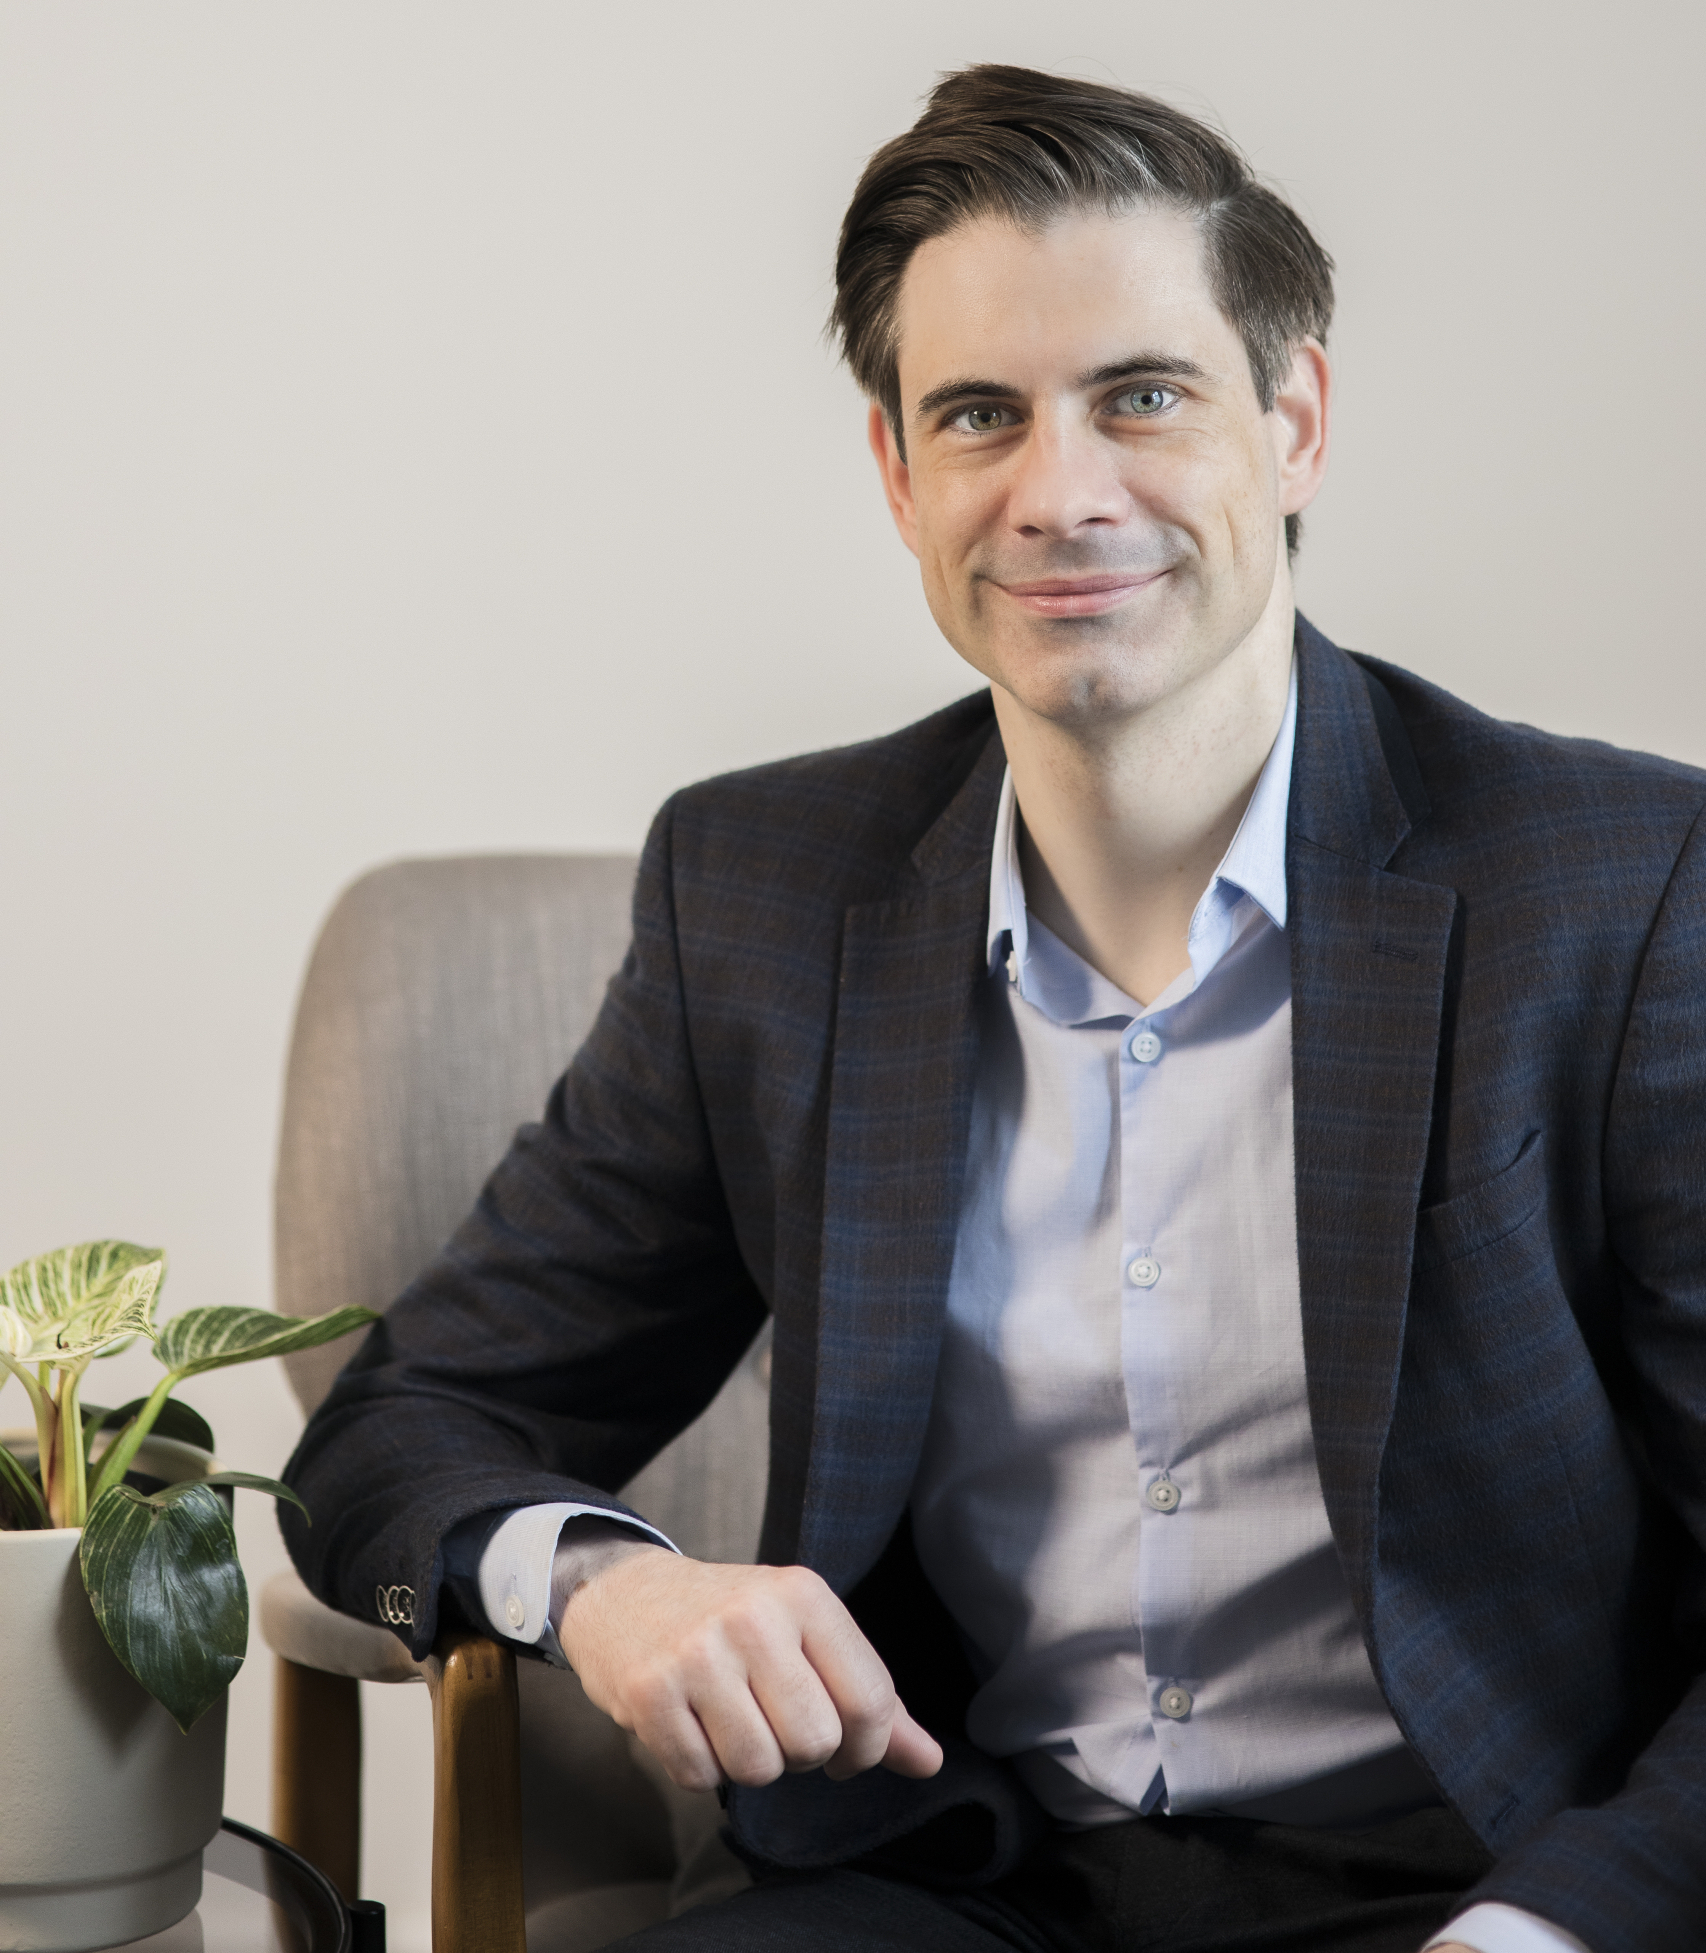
[993, 569, 1171, 617]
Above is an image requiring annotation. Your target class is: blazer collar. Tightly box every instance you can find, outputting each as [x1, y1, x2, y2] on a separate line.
[1287, 617, 1457, 1633]
[1290, 613, 1427, 868]
[911, 717, 1008, 887]
[788, 712, 1003, 1585]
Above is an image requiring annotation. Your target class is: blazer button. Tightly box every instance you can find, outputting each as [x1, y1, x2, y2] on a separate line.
[1158, 1686, 1193, 1721]
[1145, 1477, 1181, 1513]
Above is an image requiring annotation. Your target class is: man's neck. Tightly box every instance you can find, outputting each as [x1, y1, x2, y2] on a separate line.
[992, 592, 1296, 1008]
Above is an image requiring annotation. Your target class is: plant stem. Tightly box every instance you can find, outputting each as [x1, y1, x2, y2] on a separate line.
[0, 1351, 49, 1429]
[86, 1369, 182, 1512]
[3, 1354, 57, 1520]
[57, 1364, 89, 1529]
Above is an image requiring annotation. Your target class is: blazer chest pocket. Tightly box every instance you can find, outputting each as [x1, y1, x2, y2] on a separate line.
[1415, 1128, 1547, 1267]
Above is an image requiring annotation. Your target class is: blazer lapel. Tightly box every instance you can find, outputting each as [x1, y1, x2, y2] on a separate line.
[1289, 622, 1459, 1629]
[799, 730, 1005, 1591]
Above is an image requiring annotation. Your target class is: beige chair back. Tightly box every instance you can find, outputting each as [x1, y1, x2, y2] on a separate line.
[273, 852, 769, 1565]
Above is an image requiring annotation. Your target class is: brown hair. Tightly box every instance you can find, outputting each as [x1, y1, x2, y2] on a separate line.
[831, 65, 1335, 554]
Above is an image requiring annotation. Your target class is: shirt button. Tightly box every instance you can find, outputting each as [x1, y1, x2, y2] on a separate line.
[504, 1595, 526, 1629]
[1127, 1257, 1161, 1289]
[1158, 1686, 1193, 1721]
[1129, 1029, 1162, 1063]
[1145, 1477, 1181, 1513]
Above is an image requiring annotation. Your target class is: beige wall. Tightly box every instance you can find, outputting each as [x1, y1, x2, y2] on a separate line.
[2, 3, 1700, 1944]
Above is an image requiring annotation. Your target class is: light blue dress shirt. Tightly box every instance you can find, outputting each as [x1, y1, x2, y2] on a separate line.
[486, 663, 1585, 1953]
[910, 663, 1425, 1825]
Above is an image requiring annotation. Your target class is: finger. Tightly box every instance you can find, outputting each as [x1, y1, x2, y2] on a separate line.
[798, 1605, 902, 1779]
[620, 1689, 727, 1794]
[690, 1677, 789, 1788]
[880, 1701, 944, 1779]
[746, 1650, 847, 1774]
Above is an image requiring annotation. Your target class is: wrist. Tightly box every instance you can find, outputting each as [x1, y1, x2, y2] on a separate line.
[550, 1527, 666, 1658]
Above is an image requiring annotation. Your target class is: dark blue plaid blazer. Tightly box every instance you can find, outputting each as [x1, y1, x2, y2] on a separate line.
[284, 620, 1706, 1951]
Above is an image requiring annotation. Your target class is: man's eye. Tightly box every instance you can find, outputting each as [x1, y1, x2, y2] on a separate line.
[954, 405, 1013, 434]
[1116, 386, 1174, 416]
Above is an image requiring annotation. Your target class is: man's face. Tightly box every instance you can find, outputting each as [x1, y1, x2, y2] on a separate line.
[871, 204, 1328, 730]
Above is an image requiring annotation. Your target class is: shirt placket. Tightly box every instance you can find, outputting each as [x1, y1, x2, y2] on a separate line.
[1117, 997, 1205, 1810]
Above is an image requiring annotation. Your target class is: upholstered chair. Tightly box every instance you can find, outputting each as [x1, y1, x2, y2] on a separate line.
[259, 855, 770, 1953]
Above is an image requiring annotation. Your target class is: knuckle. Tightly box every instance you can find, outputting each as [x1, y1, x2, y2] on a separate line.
[841, 1674, 896, 1732]
[779, 1564, 828, 1601]
[625, 1669, 680, 1726]
[786, 1721, 843, 1771]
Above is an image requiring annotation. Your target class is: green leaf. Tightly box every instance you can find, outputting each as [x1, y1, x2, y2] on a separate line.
[0, 1440, 48, 1529]
[154, 1470, 310, 1521]
[0, 1242, 165, 1365]
[153, 1304, 377, 1379]
[93, 1395, 217, 1458]
[80, 1482, 246, 1731]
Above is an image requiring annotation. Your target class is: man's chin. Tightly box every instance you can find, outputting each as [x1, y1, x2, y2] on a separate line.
[973, 622, 1200, 727]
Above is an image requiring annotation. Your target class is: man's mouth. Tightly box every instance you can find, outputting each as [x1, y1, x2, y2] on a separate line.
[993, 570, 1171, 618]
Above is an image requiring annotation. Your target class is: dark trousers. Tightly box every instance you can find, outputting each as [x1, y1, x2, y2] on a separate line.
[613, 1805, 1495, 1953]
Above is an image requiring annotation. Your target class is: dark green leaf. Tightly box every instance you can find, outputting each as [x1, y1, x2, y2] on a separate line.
[154, 1304, 378, 1379]
[153, 1470, 309, 1521]
[93, 1395, 217, 1456]
[0, 1440, 48, 1529]
[80, 1482, 246, 1730]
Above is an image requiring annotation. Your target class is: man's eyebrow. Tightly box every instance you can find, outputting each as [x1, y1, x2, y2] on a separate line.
[912, 377, 1022, 420]
[1077, 354, 1210, 389]
[911, 355, 1211, 423]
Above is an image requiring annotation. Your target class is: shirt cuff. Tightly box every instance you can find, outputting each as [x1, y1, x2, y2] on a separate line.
[474, 1501, 677, 1664]
[1425, 1902, 1593, 1953]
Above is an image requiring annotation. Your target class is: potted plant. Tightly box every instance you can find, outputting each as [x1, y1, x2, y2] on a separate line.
[0, 1240, 374, 1952]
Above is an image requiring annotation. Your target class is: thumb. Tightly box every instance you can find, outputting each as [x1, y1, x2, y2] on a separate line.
[880, 1701, 944, 1779]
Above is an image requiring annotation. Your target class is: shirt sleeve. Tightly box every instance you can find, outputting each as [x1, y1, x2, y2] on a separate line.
[1425, 1902, 1593, 1953]
[461, 1503, 676, 1664]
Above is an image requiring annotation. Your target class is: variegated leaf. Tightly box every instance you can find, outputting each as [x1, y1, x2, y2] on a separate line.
[0, 1243, 165, 1363]
[154, 1304, 377, 1379]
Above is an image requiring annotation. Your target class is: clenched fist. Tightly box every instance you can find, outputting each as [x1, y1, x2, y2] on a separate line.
[554, 1539, 944, 1793]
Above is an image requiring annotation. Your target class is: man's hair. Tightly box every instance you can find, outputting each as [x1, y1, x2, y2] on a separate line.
[831, 65, 1335, 555]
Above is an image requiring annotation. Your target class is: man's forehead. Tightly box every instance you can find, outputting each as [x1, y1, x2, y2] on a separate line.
[894, 204, 1233, 401]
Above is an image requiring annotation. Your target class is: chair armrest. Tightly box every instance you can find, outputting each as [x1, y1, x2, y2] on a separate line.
[260, 1566, 426, 1684]
[426, 1633, 526, 1953]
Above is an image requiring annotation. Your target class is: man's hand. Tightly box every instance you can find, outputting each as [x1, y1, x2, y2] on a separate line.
[555, 1543, 945, 1793]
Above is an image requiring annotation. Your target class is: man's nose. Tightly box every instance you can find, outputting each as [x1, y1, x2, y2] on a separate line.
[1006, 419, 1130, 538]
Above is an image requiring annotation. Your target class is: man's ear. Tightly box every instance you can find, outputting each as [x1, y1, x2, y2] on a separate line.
[1271, 338, 1332, 522]
[867, 401, 921, 559]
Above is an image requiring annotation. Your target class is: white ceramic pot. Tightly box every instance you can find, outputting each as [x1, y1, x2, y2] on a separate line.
[0, 1437, 228, 1952]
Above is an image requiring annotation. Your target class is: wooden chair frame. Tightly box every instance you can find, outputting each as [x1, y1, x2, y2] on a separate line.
[273, 1632, 526, 1953]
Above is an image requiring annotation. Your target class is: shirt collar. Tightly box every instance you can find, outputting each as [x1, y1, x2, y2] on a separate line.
[986, 657, 1298, 1014]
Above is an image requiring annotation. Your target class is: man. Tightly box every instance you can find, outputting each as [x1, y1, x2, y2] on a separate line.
[283, 66, 1706, 1953]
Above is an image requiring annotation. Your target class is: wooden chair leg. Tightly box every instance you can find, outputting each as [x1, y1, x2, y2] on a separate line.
[272, 1655, 362, 1902]
[428, 1633, 526, 1953]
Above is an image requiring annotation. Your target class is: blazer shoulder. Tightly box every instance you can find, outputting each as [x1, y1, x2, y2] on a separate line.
[660, 690, 999, 905]
[1355, 652, 1706, 880]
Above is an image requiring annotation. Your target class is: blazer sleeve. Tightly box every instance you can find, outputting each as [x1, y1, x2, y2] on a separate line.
[279, 793, 770, 1661]
[1460, 803, 1706, 1950]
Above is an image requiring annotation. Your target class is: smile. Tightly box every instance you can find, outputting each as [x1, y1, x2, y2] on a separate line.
[994, 570, 1171, 617]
